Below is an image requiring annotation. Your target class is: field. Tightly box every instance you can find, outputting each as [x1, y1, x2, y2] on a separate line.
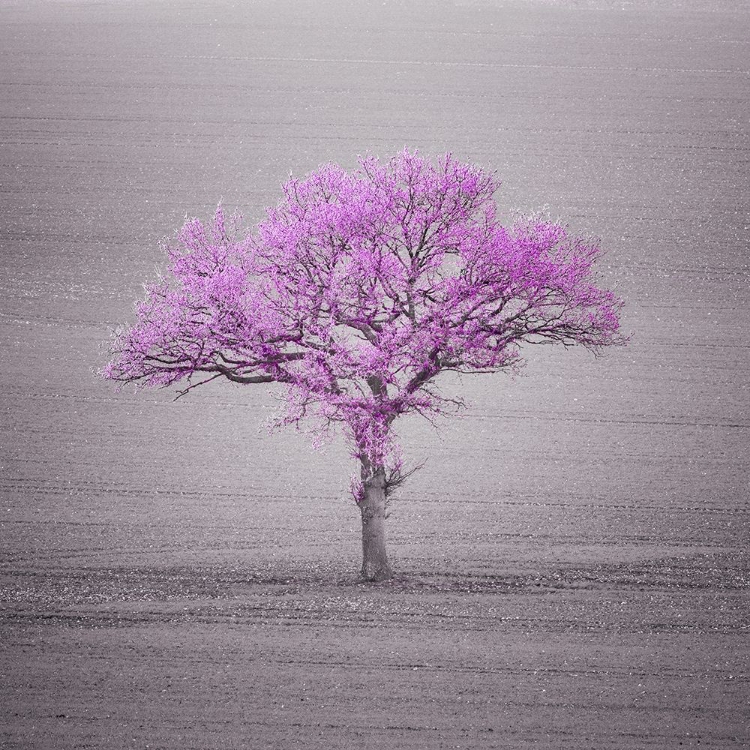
[1, 1, 748, 747]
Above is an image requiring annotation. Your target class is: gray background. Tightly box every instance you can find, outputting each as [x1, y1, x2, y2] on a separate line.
[1, 1, 748, 748]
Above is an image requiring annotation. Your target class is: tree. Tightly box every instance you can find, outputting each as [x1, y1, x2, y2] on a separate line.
[102, 149, 626, 581]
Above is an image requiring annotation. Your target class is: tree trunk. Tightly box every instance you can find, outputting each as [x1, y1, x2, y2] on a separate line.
[359, 466, 393, 581]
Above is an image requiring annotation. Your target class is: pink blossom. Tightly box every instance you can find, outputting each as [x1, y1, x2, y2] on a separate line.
[103, 150, 626, 500]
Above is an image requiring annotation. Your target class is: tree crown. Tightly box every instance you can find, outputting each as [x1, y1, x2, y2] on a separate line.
[103, 150, 625, 482]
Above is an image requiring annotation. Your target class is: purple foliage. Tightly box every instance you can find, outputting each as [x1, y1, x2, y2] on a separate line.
[103, 150, 625, 496]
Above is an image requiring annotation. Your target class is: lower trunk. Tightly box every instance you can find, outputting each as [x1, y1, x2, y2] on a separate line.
[359, 466, 393, 581]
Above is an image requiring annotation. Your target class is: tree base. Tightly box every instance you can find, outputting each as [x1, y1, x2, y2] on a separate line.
[361, 562, 393, 582]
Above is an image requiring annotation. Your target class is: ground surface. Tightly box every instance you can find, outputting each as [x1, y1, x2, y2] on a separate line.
[1, 0, 748, 748]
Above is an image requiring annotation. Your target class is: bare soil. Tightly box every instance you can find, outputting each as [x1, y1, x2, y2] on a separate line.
[2, 551, 749, 749]
[1, 1, 748, 748]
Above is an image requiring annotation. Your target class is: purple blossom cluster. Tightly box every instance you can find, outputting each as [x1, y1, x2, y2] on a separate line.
[103, 150, 625, 497]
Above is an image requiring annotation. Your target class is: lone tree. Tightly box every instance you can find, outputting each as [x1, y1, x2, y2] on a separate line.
[103, 150, 625, 581]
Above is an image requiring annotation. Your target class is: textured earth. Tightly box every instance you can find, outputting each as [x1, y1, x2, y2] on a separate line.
[1, 1, 748, 748]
